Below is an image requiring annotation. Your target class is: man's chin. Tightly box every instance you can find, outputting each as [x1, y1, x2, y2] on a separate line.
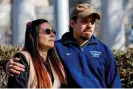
[80, 36, 90, 41]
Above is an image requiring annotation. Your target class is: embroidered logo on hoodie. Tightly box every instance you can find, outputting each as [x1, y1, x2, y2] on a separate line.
[66, 53, 71, 56]
[90, 51, 101, 57]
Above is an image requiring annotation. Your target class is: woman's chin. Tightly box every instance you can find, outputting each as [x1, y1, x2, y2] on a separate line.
[48, 44, 54, 48]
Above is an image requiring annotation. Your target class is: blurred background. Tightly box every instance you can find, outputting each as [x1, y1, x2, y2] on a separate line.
[0, 0, 133, 50]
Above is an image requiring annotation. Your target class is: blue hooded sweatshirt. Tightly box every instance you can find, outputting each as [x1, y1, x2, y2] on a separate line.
[55, 32, 122, 88]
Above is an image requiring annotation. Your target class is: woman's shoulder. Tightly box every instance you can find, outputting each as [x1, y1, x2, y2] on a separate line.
[14, 51, 30, 67]
[8, 51, 30, 88]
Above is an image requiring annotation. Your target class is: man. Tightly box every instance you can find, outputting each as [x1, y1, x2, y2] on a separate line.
[4, 4, 122, 88]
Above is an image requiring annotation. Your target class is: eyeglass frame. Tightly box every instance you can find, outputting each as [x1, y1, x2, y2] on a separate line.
[39, 28, 56, 35]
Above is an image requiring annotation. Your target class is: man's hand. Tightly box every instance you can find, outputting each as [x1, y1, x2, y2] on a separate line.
[6, 58, 25, 76]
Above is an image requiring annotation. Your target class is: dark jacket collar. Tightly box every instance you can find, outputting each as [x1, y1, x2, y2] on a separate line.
[61, 32, 99, 45]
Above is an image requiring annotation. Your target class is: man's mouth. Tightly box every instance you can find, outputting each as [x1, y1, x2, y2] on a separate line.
[83, 29, 92, 32]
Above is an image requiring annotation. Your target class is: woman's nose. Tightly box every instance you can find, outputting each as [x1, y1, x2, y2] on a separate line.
[50, 32, 55, 37]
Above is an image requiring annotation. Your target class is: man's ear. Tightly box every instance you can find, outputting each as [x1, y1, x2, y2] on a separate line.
[69, 19, 75, 28]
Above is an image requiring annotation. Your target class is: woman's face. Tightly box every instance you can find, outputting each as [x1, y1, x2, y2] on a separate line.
[38, 22, 55, 50]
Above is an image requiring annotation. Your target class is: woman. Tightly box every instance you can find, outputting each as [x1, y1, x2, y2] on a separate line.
[7, 19, 66, 88]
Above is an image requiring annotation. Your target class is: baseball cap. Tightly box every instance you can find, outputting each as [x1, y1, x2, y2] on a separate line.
[70, 4, 100, 20]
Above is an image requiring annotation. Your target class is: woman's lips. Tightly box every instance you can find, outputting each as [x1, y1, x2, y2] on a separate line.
[49, 39, 55, 41]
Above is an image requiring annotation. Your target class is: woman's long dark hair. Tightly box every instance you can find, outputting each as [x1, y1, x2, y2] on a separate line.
[24, 19, 66, 88]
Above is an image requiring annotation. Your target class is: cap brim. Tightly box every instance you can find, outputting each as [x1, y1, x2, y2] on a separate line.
[79, 12, 100, 20]
[91, 13, 100, 20]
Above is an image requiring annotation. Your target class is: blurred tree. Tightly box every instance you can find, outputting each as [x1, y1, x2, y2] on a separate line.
[0, 0, 11, 44]
[11, 0, 36, 46]
[101, 0, 126, 50]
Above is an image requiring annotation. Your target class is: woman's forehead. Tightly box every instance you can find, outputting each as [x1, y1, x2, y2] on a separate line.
[39, 22, 52, 29]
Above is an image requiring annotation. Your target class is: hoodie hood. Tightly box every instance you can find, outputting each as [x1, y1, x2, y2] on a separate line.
[61, 32, 75, 44]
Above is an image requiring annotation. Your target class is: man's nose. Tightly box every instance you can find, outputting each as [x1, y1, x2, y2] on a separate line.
[87, 22, 92, 26]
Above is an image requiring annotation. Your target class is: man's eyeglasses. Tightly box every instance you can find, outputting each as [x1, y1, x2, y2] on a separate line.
[39, 28, 56, 35]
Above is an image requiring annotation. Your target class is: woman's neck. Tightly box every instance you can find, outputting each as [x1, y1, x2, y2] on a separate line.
[39, 50, 48, 61]
[39, 46, 50, 61]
